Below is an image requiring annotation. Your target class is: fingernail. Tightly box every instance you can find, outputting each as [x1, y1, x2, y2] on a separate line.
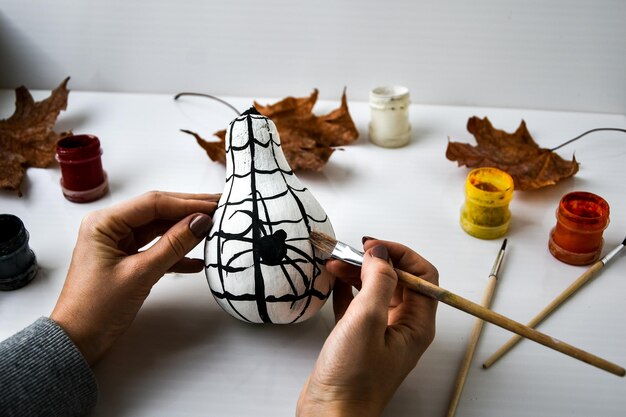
[370, 245, 389, 261]
[362, 236, 376, 244]
[189, 214, 213, 238]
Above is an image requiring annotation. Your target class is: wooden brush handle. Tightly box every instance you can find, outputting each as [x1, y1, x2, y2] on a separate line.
[446, 275, 498, 417]
[483, 260, 605, 369]
[394, 269, 625, 377]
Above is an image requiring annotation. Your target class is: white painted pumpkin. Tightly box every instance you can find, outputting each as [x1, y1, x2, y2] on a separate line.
[204, 108, 335, 324]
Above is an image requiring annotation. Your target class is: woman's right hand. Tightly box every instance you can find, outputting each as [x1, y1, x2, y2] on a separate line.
[297, 238, 439, 417]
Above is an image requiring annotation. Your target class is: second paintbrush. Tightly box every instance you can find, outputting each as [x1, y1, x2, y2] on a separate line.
[445, 239, 507, 417]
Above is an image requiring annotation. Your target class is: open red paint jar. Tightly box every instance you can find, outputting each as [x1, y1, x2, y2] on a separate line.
[548, 191, 610, 265]
[56, 134, 108, 203]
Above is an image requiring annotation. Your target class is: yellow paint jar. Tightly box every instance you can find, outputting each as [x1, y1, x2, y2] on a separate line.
[460, 167, 514, 239]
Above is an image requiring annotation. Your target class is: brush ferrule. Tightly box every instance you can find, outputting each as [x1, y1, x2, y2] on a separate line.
[600, 243, 625, 265]
[332, 241, 365, 266]
[489, 250, 505, 278]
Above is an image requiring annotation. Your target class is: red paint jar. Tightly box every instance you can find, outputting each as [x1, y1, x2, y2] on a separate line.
[548, 191, 610, 265]
[56, 134, 108, 203]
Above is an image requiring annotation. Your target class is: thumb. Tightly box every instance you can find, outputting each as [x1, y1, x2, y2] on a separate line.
[351, 245, 398, 330]
[138, 213, 213, 278]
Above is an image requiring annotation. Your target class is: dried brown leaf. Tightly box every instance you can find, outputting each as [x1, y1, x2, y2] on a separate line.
[182, 129, 226, 164]
[183, 89, 358, 171]
[446, 116, 579, 191]
[0, 77, 71, 194]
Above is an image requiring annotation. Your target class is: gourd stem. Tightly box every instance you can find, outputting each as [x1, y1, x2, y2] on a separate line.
[174, 92, 240, 115]
[550, 128, 626, 151]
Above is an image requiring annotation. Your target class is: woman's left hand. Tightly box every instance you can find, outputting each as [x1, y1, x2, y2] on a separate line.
[50, 191, 219, 365]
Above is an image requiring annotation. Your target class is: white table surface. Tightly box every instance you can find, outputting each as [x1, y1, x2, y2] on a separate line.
[1, 89, 625, 416]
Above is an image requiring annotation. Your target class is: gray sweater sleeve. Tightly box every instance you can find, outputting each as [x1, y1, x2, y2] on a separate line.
[0, 317, 98, 416]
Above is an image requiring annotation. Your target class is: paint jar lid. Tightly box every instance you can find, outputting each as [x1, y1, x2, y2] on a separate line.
[460, 209, 511, 240]
[369, 86, 410, 110]
[548, 227, 603, 265]
[0, 214, 38, 290]
[60, 171, 109, 203]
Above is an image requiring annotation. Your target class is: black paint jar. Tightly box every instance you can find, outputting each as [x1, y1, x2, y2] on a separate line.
[0, 214, 38, 290]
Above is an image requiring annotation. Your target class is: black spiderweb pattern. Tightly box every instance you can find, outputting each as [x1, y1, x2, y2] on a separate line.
[205, 111, 333, 324]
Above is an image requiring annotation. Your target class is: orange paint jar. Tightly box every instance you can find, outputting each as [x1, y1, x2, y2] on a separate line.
[548, 191, 610, 265]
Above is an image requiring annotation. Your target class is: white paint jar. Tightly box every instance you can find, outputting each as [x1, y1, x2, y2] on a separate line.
[368, 86, 411, 148]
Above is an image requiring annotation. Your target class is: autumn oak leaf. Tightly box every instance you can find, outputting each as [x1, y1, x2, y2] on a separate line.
[0, 77, 71, 195]
[446, 116, 579, 191]
[182, 89, 358, 171]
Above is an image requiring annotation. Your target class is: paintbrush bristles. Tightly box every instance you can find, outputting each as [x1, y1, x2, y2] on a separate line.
[309, 231, 338, 256]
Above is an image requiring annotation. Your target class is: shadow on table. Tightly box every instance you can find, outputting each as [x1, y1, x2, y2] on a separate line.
[92, 300, 330, 416]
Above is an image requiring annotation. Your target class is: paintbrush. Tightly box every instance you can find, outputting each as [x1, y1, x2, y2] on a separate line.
[309, 231, 625, 377]
[483, 236, 626, 369]
[446, 239, 507, 417]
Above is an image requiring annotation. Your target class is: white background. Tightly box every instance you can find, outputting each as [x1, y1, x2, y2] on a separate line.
[1, 0, 625, 113]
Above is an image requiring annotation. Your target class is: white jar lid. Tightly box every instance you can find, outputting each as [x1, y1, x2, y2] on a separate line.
[369, 86, 410, 109]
